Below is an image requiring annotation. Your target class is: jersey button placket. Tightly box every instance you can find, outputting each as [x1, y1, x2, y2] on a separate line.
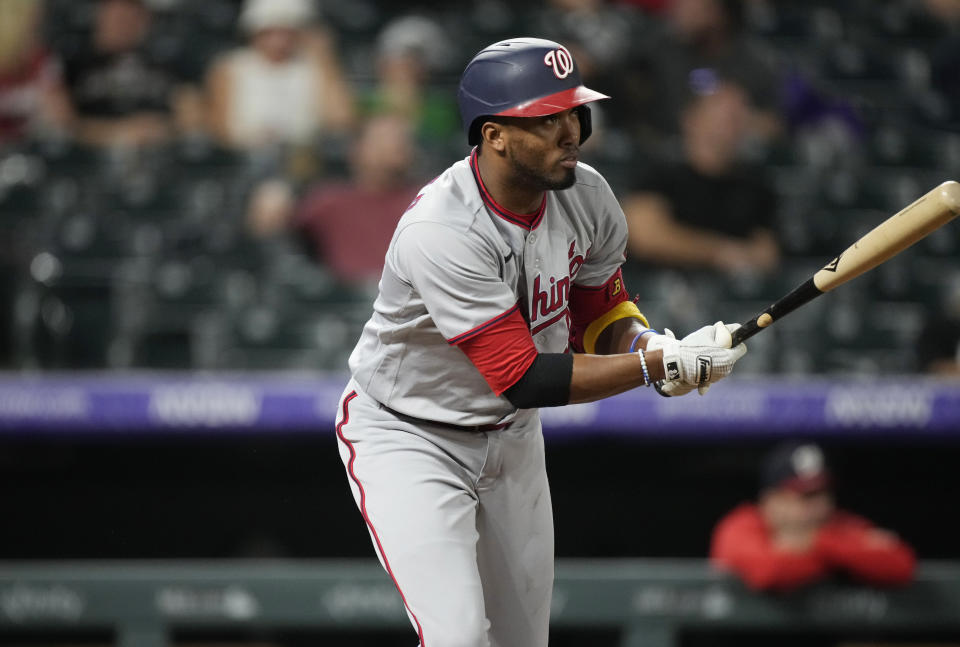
[527, 233, 540, 268]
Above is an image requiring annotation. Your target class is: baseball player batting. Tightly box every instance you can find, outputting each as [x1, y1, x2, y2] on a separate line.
[335, 37, 747, 647]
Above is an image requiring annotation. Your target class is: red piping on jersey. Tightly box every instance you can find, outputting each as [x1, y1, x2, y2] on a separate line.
[447, 303, 523, 345]
[530, 308, 569, 336]
[470, 148, 546, 230]
[336, 391, 426, 645]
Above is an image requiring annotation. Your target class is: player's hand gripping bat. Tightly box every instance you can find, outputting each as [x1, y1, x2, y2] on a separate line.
[731, 180, 960, 347]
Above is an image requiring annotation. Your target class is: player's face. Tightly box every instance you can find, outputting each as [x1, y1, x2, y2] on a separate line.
[502, 108, 581, 192]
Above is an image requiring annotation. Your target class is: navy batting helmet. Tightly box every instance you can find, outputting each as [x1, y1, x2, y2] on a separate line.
[458, 37, 610, 146]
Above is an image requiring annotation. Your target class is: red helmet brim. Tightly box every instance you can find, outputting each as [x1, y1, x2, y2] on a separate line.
[495, 85, 610, 118]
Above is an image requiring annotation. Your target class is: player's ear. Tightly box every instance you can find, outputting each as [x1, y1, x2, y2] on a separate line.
[480, 120, 507, 153]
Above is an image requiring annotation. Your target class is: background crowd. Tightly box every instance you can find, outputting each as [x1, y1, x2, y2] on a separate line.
[2, 0, 959, 376]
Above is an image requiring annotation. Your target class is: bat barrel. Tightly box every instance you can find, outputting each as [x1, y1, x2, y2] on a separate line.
[812, 180, 960, 292]
[730, 180, 960, 346]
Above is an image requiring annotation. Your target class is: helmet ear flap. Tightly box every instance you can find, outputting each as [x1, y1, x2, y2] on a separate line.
[468, 117, 484, 146]
[577, 105, 592, 145]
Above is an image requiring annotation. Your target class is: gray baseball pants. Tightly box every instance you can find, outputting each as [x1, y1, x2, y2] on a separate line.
[335, 381, 554, 647]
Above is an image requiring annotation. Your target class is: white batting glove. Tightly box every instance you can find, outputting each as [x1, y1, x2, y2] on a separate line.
[647, 329, 695, 398]
[645, 322, 747, 396]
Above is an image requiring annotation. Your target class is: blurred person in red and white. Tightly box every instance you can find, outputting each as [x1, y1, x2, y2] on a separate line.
[246, 113, 422, 290]
[711, 441, 916, 592]
[0, 0, 71, 145]
[205, 0, 354, 151]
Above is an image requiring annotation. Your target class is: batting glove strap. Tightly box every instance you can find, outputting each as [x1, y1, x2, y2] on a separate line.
[655, 380, 697, 398]
[648, 329, 690, 398]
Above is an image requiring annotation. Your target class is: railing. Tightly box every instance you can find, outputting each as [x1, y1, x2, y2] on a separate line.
[2, 560, 959, 647]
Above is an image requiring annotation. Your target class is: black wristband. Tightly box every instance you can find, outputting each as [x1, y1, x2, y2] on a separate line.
[503, 353, 573, 409]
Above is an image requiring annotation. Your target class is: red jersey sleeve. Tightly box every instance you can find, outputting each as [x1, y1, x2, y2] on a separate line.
[452, 305, 538, 396]
[815, 512, 916, 586]
[710, 504, 830, 592]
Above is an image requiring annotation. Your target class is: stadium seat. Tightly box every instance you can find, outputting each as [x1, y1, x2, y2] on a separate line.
[219, 305, 357, 371]
[23, 255, 117, 368]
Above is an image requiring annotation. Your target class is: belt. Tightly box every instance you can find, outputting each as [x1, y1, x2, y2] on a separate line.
[378, 402, 512, 433]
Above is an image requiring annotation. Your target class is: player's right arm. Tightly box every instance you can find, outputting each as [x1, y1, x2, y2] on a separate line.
[507, 348, 663, 407]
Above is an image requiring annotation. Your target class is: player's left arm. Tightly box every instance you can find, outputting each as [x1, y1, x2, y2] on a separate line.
[594, 316, 651, 354]
[573, 179, 744, 397]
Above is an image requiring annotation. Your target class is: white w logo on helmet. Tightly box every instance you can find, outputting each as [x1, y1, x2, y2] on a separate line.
[543, 47, 574, 79]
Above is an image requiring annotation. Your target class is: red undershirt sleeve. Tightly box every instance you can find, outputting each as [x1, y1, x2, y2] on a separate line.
[569, 268, 631, 352]
[451, 305, 539, 396]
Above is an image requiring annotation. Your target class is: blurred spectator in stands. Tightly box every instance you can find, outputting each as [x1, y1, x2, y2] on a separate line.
[780, 69, 866, 168]
[711, 442, 916, 592]
[0, 0, 70, 145]
[58, 0, 203, 148]
[916, 277, 960, 376]
[925, 0, 960, 20]
[623, 81, 779, 274]
[361, 14, 459, 152]
[205, 0, 354, 152]
[246, 113, 421, 289]
[293, 113, 420, 287]
[619, 0, 670, 14]
[636, 0, 783, 145]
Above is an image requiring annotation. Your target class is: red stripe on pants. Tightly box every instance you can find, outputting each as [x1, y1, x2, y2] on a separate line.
[336, 391, 427, 645]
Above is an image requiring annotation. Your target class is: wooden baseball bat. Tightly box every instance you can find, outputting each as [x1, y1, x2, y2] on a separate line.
[731, 180, 960, 347]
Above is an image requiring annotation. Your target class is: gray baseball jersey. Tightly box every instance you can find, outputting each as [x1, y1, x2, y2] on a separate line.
[336, 148, 636, 647]
[349, 149, 627, 426]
